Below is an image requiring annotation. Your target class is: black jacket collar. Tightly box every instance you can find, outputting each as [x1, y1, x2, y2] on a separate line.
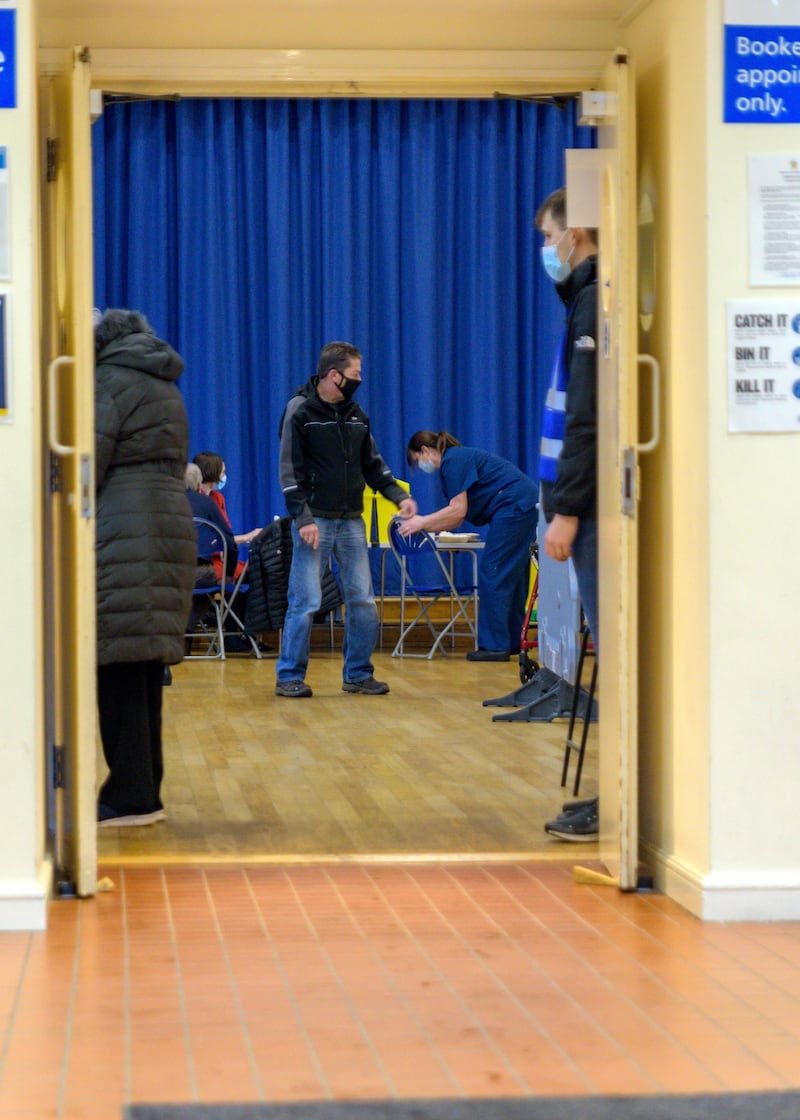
[555, 253, 598, 309]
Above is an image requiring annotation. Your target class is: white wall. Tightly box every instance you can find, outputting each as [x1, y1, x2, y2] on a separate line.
[0, 0, 50, 930]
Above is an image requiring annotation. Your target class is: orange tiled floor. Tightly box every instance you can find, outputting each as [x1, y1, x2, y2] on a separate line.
[1, 861, 799, 1118]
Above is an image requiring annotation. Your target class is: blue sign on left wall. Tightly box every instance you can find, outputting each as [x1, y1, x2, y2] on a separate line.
[0, 9, 16, 110]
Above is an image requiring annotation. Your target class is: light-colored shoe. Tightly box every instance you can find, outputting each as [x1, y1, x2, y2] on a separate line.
[98, 808, 166, 828]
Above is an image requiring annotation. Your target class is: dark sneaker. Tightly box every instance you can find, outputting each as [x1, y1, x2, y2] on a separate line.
[342, 677, 390, 695]
[224, 634, 254, 653]
[275, 679, 313, 698]
[466, 649, 510, 662]
[545, 800, 599, 842]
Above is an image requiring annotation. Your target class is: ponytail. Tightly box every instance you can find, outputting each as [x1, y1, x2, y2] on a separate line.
[406, 429, 461, 467]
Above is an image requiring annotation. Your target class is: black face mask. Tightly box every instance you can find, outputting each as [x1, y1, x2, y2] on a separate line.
[337, 374, 361, 401]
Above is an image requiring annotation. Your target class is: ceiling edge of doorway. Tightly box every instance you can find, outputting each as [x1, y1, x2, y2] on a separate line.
[39, 47, 609, 99]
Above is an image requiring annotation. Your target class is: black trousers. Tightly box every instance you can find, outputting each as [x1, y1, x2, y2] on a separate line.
[97, 661, 165, 815]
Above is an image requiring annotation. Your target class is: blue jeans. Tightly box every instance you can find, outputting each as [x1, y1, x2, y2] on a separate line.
[276, 517, 378, 684]
[571, 518, 599, 657]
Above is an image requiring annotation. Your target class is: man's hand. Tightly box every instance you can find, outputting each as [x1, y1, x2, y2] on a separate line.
[299, 522, 319, 550]
[544, 514, 579, 562]
[397, 497, 418, 519]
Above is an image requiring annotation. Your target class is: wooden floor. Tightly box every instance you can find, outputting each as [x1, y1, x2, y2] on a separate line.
[97, 641, 598, 860]
[3, 647, 800, 1118]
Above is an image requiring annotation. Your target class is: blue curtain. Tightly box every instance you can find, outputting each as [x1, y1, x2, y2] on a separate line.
[92, 97, 594, 535]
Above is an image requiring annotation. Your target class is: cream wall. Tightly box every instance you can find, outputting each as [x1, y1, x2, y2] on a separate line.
[703, 3, 800, 915]
[0, 0, 50, 930]
[628, 0, 800, 919]
[39, 1, 622, 53]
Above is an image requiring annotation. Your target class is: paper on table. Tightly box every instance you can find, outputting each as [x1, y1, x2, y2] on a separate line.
[436, 532, 480, 543]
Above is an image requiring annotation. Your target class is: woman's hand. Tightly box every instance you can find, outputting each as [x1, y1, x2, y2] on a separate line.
[398, 514, 425, 537]
[235, 527, 262, 545]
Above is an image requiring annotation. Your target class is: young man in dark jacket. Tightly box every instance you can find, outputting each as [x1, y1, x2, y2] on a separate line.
[276, 340, 417, 698]
[535, 188, 600, 842]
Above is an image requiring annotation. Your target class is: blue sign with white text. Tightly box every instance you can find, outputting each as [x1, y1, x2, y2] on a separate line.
[725, 23, 800, 122]
[0, 10, 16, 110]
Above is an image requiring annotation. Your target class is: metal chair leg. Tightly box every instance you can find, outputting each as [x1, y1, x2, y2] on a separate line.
[561, 625, 597, 795]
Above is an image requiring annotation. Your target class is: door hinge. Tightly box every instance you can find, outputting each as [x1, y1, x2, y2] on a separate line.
[79, 454, 93, 519]
[49, 452, 63, 493]
[46, 137, 59, 182]
[578, 91, 618, 125]
[52, 744, 66, 790]
[622, 446, 637, 518]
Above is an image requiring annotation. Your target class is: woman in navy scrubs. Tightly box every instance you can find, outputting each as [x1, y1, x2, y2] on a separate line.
[401, 430, 538, 661]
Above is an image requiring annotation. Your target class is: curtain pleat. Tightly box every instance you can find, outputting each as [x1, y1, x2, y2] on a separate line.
[93, 97, 594, 534]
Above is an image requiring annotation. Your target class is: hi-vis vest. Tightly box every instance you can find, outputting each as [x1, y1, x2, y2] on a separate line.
[538, 328, 568, 483]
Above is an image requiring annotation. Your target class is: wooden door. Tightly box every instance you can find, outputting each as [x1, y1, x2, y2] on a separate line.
[40, 48, 97, 897]
[595, 49, 639, 890]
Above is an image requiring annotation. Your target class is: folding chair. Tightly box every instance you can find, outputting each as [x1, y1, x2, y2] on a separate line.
[388, 517, 478, 659]
[184, 516, 228, 660]
[220, 544, 263, 658]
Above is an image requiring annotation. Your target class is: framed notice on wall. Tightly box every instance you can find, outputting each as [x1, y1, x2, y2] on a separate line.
[749, 154, 800, 286]
[727, 298, 800, 432]
[0, 147, 9, 280]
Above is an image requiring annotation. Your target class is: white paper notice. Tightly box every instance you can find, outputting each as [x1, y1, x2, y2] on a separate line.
[728, 300, 800, 432]
[749, 155, 800, 286]
[0, 148, 8, 281]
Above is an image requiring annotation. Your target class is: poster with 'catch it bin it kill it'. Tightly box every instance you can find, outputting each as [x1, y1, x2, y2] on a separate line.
[727, 299, 800, 432]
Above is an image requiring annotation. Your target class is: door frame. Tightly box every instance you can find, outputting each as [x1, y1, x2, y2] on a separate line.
[38, 44, 638, 893]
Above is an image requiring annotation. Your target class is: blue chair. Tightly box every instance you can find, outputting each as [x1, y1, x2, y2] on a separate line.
[220, 543, 263, 658]
[185, 516, 228, 660]
[387, 517, 478, 659]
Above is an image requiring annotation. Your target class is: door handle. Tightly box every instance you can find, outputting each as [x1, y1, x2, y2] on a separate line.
[636, 353, 660, 453]
[47, 355, 76, 456]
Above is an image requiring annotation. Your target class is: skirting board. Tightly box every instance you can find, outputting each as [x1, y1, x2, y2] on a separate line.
[641, 841, 800, 922]
[0, 858, 52, 931]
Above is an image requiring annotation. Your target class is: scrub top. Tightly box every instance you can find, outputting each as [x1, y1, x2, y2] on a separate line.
[439, 446, 537, 526]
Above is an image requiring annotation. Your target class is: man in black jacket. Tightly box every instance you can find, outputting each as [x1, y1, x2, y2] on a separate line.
[535, 187, 600, 842]
[276, 340, 417, 698]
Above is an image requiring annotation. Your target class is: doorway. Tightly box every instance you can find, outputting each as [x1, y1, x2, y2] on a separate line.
[43, 48, 636, 891]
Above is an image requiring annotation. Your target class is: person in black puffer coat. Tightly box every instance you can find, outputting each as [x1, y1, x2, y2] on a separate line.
[94, 309, 196, 828]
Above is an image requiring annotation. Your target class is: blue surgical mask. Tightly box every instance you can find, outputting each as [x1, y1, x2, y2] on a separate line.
[540, 229, 573, 283]
[418, 459, 436, 475]
[217, 473, 227, 491]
